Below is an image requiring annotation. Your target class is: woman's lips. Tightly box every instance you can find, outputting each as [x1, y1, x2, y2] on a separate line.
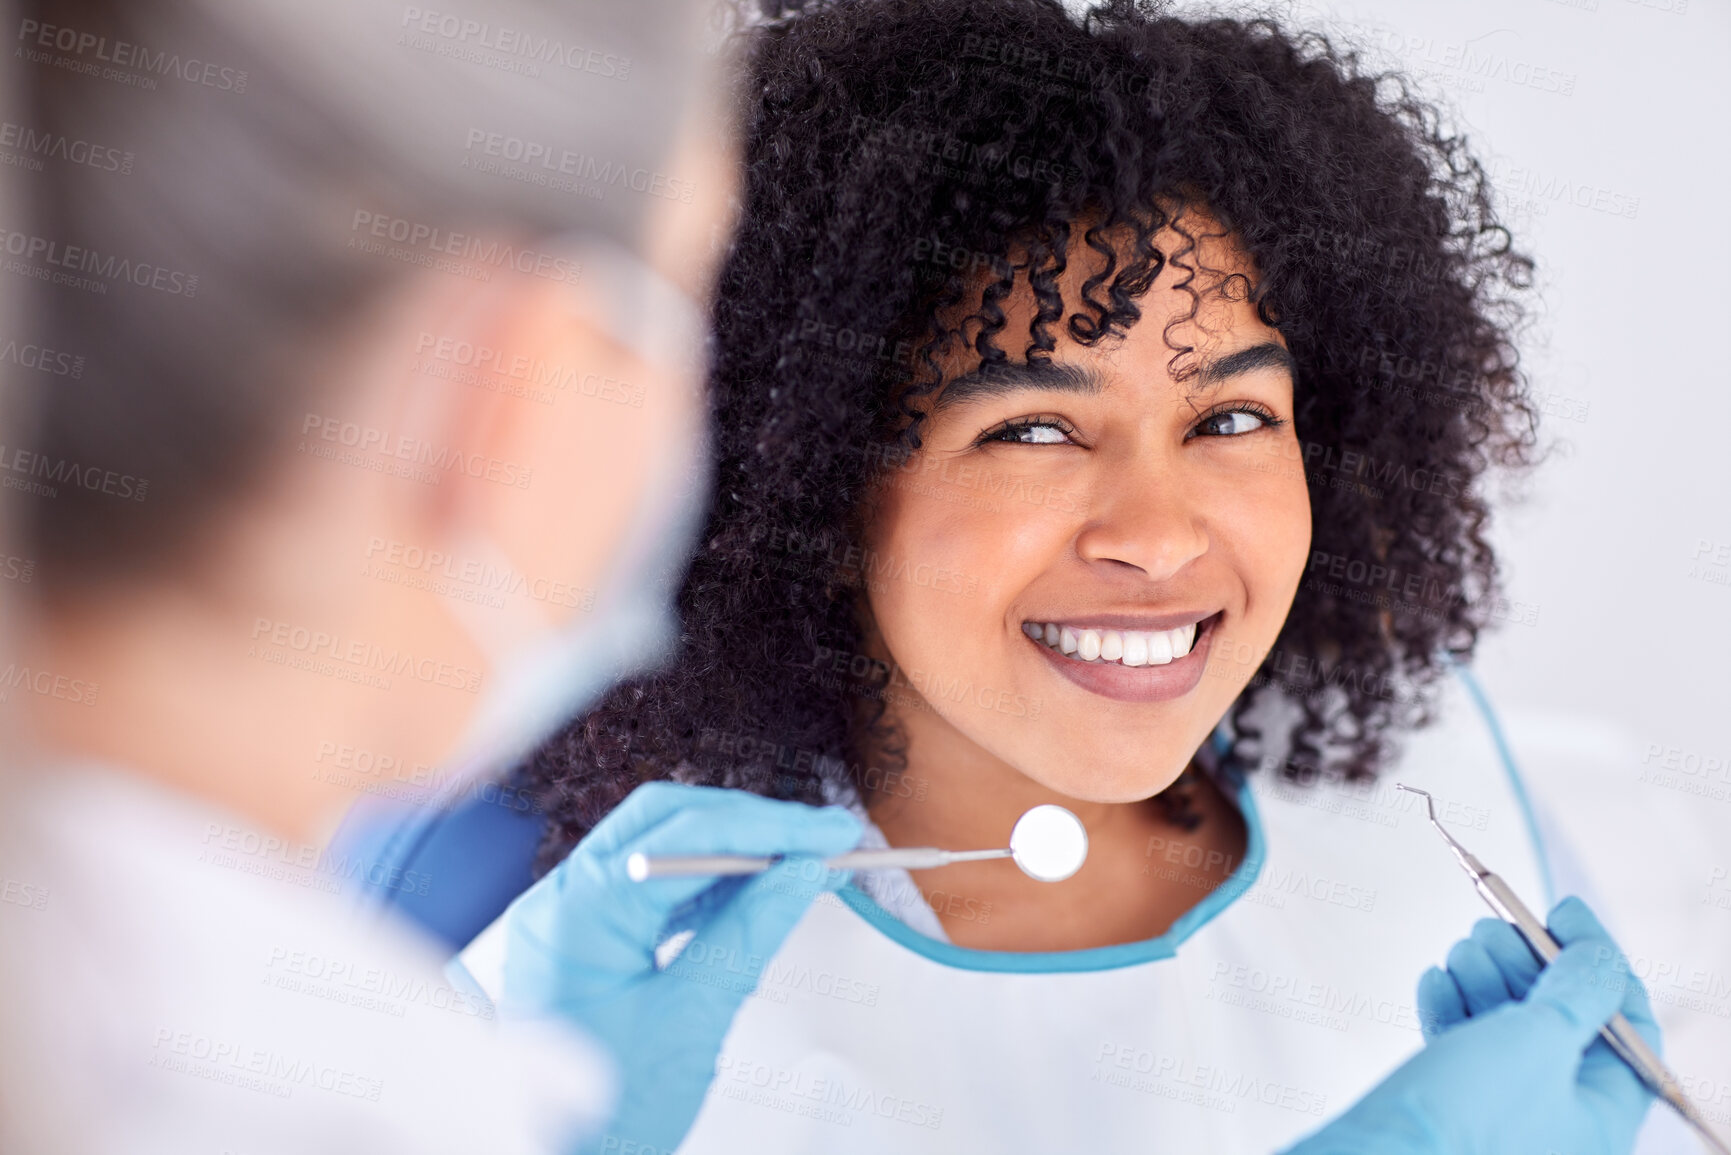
[1025, 613, 1220, 703]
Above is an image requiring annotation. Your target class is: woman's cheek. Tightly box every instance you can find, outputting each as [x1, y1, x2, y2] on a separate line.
[863, 484, 967, 669]
[1194, 446, 1310, 680]
[877, 495, 991, 635]
[866, 473, 1054, 705]
[1240, 445, 1312, 626]
[1274, 449, 1314, 593]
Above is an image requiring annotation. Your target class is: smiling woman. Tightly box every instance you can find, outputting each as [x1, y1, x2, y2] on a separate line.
[520, 0, 1550, 1143]
[526, 1, 1540, 881]
[845, 217, 1314, 948]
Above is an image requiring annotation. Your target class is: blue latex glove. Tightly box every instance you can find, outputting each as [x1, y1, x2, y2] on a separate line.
[1285, 896, 1660, 1155]
[494, 782, 862, 1155]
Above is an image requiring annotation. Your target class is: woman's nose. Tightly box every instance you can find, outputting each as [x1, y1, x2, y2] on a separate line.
[1072, 472, 1209, 582]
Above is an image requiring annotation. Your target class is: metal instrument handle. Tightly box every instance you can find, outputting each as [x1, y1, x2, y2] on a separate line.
[627, 845, 1014, 880]
[1480, 873, 1731, 1155]
[627, 853, 776, 879]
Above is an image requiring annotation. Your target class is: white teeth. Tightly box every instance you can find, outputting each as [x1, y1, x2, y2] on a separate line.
[1146, 630, 1173, 665]
[1023, 618, 1207, 667]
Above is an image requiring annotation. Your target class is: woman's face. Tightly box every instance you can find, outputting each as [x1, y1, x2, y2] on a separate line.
[861, 224, 1311, 802]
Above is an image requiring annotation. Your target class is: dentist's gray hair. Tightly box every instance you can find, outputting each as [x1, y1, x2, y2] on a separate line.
[8, 0, 727, 589]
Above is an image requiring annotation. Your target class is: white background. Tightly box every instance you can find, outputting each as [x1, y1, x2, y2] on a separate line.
[1172, 0, 1731, 1139]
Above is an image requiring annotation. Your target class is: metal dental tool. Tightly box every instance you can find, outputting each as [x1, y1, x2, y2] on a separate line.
[1396, 783, 1731, 1155]
[627, 802, 1089, 884]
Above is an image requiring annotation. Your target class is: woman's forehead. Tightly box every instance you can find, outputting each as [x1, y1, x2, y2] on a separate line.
[935, 236, 1277, 376]
[944, 212, 1264, 329]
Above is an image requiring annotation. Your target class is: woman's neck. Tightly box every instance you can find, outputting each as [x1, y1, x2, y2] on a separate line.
[860, 709, 1247, 952]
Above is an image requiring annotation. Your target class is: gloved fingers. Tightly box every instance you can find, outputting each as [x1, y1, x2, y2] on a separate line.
[576, 781, 856, 859]
[1417, 917, 1535, 1036]
[553, 792, 861, 945]
[1616, 977, 1660, 1054]
[1518, 938, 1628, 1051]
[1577, 1030, 1664, 1123]
[1558, 902, 1665, 1118]
[1545, 895, 1611, 946]
[612, 793, 862, 866]
[1445, 936, 1515, 1016]
[1417, 965, 1467, 1040]
[1470, 917, 1543, 1000]
[655, 858, 852, 1018]
[1547, 896, 1659, 1044]
[562, 785, 860, 890]
[575, 780, 717, 858]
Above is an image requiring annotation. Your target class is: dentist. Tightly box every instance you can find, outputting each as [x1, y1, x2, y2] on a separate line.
[0, 0, 859, 1151]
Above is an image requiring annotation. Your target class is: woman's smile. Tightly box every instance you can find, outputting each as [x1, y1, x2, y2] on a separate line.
[1019, 611, 1222, 703]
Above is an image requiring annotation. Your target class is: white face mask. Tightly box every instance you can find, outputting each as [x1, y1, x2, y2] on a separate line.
[432, 236, 711, 804]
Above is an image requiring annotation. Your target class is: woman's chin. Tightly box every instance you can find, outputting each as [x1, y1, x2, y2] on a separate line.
[1021, 759, 1193, 806]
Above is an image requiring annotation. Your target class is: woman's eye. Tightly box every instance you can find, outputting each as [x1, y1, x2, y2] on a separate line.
[981, 420, 1074, 445]
[1192, 408, 1273, 438]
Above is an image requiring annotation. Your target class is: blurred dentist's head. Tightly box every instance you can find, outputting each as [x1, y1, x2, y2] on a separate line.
[5, 0, 738, 831]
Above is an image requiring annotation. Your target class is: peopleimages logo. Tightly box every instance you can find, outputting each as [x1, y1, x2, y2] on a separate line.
[0, 336, 84, 378]
[247, 616, 484, 694]
[0, 120, 134, 175]
[0, 228, 198, 297]
[461, 129, 695, 204]
[398, 8, 632, 80]
[299, 411, 536, 489]
[349, 211, 581, 284]
[0, 441, 149, 502]
[15, 18, 248, 92]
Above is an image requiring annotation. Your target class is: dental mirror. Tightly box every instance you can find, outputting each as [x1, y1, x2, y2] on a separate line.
[628, 803, 1090, 883]
[1006, 803, 1089, 882]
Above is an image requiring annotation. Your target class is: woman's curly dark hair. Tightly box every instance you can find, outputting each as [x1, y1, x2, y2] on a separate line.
[524, 0, 1539, 863]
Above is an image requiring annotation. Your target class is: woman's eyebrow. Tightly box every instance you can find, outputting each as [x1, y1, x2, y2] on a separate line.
[1190, 341, 1296, 390]
[932, 360, 1102, 411]
[931, 342, 1293, 411]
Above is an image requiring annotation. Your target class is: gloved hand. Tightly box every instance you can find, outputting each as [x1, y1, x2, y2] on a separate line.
[494, 781, 862, 1155]
[1284, 895, 1660, 1155]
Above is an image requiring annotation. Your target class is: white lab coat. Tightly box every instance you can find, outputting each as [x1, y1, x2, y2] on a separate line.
[0, 760, 612, 1155]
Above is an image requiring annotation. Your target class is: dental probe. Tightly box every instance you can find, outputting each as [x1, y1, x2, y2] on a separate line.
[1395, 783, 1731, 1155]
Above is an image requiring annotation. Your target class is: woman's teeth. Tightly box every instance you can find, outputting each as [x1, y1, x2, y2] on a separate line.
[1021, 620, 1199, 666]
